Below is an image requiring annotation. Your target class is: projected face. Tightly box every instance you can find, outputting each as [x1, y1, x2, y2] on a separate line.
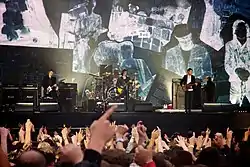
[235, 23, 247, 45]
[121, 44, 134, 59]
[93, 41, 122, 69]
[176, 0, 191, 8]
[175, 33, 193, 51]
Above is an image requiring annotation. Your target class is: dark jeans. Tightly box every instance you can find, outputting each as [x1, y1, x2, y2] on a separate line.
[44, 90, 58, 100]
[185, 91, 194, 113]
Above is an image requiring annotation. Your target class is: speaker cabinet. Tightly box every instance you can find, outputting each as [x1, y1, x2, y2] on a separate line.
[172, 79, 185, 109]
[133, 102, 153, 112]
[15, 103, 34, 112]
[40, 102, 59, 112]
[202, 103, 237, 112]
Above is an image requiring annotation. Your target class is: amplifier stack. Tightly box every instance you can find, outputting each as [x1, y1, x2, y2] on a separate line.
[59, 83, 77, 112]
[1, 83, 77, 112]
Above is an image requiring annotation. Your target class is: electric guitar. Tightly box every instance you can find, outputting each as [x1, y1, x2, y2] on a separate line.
[182, 83, 196, 92]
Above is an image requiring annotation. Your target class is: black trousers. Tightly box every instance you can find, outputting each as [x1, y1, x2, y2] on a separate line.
[185, 91, 194, 113]
[44, 90, 58, 100]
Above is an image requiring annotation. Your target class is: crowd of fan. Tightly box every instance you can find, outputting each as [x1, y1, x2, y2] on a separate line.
[0, 106, 250, 167]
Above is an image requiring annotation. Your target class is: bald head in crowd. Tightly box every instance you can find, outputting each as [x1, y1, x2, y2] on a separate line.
[17, 150, 46, 167]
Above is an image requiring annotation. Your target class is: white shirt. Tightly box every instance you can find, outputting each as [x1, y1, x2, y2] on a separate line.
[187, 75, 193, 91]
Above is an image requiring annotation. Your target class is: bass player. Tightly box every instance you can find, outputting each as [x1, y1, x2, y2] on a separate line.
[42, 69, 58, 99]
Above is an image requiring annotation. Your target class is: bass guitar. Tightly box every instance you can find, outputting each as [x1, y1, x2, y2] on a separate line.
[46, 84, 58, 94]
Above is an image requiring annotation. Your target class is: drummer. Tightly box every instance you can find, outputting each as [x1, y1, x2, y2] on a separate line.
[120, 69, 131, 85]
[112, 69, 122, 88]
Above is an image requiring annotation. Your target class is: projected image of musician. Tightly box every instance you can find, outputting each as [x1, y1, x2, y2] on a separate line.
[42, 69, 58, 99]
[0, 0, 58, 47]
[180, 68, 197, 113]
[224, 20, 250, 107]
[119, 41, 154, 100]
[164, 24, 212, 79]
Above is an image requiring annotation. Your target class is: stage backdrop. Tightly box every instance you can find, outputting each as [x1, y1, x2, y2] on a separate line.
[1, 0, 250, 106]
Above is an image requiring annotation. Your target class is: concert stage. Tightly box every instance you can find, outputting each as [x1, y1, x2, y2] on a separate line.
[1, 111, 250, 135]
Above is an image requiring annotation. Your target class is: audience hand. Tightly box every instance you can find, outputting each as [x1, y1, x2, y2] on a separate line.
[226, 127, 233, 140]
[137, 123, 148, 144]
[164, 134, 170, 142]
[243, 127, 250, 141]
[205, 138, 212, 148]
[196, 135, 204, 150]
[206, 128, 211, 136]
[0, 127, 10, 139]
[76, 128, 85, 144]
[151, 129, 160, 140]
[61, 126, 70, 139]
[132, 127, 139, 144]
[187, 132, 196, 148]
[116, 125, 129, 138]
[175, 136, 188, 151]
[88, 106, 117, 153]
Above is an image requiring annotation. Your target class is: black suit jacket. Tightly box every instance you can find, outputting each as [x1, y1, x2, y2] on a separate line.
[42, 76, 56, 89]
[180, 75, 196, 86]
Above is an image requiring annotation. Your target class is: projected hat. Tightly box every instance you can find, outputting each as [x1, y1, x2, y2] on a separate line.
[173, 24, 191, 38]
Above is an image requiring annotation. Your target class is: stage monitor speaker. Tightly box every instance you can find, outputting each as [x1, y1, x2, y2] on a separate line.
[108, 102, 126, 112]
[86, 99, 96, 112]
[60, 99, 74, 112]
[134, 102, 153, 112]
[40, 102, 59, 112]
[202, 103, 238, 112]
[15, 103, 34, 112]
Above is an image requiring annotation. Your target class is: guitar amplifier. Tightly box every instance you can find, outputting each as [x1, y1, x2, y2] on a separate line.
[19, 84, 38, 102]
[172, 78, 185, 109]
[59, 83, 77, 112]
[2, 85, 19, 105]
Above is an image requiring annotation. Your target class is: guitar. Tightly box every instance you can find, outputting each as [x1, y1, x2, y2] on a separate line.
[182, 83, 196, 91]
[46, 84, 58, 94]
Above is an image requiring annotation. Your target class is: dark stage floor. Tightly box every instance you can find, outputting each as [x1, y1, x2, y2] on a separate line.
[1, 111, 250, 135]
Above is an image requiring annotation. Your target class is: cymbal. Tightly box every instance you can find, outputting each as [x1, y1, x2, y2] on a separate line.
[102, 72, 112, 76]
[88, 73, 99, 78]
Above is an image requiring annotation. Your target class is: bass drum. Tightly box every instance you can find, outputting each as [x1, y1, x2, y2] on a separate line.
[107, 87, 123, 99]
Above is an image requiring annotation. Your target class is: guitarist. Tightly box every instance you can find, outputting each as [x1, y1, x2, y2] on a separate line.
[42, 69, 58, 99]
[120, 69, 131, 99]
[180, 68, 196, 113]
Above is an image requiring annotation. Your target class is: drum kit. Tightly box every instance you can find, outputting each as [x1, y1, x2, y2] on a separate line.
[86, 71, 141, 102]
